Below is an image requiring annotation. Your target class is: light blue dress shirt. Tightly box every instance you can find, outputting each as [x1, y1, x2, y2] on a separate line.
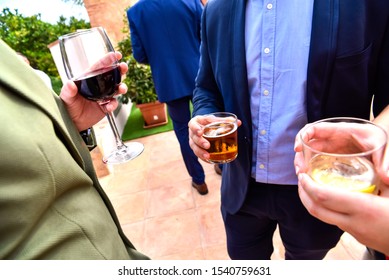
[245, 0, 314, 184]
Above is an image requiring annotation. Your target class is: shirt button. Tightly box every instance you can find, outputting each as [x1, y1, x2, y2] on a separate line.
[264, 48, 270, 54]
[260, 130, 266, 135]
[259, 164, 265, 169]
[263, 89, 269, 96]
[266, 3, 273, 9]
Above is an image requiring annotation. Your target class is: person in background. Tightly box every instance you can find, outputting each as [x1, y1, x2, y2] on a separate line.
[127, 0, 209, 195]
[0, 39, 149, 260]
[294, 106, 389, 259]
[188, 0, 389, 259]
[17, 52, 53, 89]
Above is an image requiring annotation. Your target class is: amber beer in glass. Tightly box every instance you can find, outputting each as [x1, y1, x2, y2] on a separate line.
[202, 112, 238, 163]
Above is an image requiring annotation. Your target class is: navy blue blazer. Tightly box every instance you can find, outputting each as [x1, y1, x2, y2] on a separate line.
[127, 0, 203, 103]
[193, 0, 389, 214]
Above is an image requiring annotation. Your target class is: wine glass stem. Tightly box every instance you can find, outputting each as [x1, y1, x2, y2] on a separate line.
[103, 106, 126, 149]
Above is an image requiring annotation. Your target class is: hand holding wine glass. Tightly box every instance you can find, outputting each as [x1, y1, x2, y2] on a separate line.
[59, 27, 144, 164]
[60, 52, 128, 131]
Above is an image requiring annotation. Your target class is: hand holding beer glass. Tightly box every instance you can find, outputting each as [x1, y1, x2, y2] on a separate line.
[200, 112, 238, 163]
[300, 117, 388, 194]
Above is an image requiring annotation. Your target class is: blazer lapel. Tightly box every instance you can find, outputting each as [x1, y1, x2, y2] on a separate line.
[307, 0, 339, 122]
[231, 0, 250, 111]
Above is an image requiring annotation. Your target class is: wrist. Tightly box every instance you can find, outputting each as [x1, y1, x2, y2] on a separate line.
[80, 127, 97, 151]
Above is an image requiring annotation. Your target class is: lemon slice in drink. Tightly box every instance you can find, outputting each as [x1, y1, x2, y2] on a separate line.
[311, 168, 376, 193]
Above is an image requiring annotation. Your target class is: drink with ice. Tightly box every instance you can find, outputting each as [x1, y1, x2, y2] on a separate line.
[308, 155, 377, 193]
[202, 113, 238, 163]
[301, 117, 387, 194]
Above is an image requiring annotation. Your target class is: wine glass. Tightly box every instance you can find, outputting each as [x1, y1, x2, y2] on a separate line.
[59, 27, 144, 164]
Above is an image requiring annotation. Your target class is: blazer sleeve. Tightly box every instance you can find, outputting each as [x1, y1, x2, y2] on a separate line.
[127, 9, 149, 64]
[193, 4, 225, 116]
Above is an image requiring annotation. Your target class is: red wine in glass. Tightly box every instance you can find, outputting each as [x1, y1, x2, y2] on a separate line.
[59, 27, 144, 164]
[74, 66, 121, 102]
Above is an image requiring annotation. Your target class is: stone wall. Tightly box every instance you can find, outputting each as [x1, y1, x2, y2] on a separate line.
[83, 0, 138, 47]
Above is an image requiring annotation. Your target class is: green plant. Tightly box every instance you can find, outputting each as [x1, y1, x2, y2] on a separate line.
[0, 7, 90, 94]
[51, 76, 63, 94]
[120, 55, 157, 104]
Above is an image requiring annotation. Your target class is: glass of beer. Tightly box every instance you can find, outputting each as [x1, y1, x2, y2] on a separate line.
[202, 112, 238, 163]
[300, 117, 387, 194]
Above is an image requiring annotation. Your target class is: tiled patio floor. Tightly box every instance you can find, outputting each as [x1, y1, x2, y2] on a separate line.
[91, 119, 366, 260]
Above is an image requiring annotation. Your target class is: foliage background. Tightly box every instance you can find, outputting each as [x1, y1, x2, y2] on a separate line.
[0, 8, 90, 94]
[0, 5, 156, 103]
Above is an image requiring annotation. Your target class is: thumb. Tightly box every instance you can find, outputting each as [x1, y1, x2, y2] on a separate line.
[60, 80, 78, 102]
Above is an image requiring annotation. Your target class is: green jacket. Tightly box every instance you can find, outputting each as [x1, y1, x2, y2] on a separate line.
[0, 40, 149, 260]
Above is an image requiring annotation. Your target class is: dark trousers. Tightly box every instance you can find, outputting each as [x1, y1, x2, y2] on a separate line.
[221, 179, 344, 260]
[166, 96, 205, 184]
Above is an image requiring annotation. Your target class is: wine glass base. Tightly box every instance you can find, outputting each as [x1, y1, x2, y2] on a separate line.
[103, 142, 144, 164]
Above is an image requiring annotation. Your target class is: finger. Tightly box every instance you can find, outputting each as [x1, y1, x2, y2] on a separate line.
[375, 145, 389, 186]
[193, 132, 210, 150]
[294, 130, 303, 152]
[90, 51, 124, 72]
[189, 118, 211, 149]
[375, 146, 389, 195]
[297, 174, 316, 213]
[188, 117, 207, 144]
[60, 80, 78, 100]
[119, 61, 128, 75]
[102, 98, 118, 112]
[115, 51, 123, 60]
[117, 82, 128, 95]
[294, 151, 306, 175]
[188, 116, 203, 132]
[294, 127, 308, 174]
[189, 136, 210, 161]
[91, 52, 118, 70]
[298, 173, 373, 224]
[300, 173, 359, 212]
[297, 173, 351, 226]
[300, 122, 346, 144]
[188, 119, 211, 160]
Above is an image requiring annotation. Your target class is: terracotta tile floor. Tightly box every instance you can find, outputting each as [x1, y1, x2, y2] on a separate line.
[91, 119, 366, 260]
